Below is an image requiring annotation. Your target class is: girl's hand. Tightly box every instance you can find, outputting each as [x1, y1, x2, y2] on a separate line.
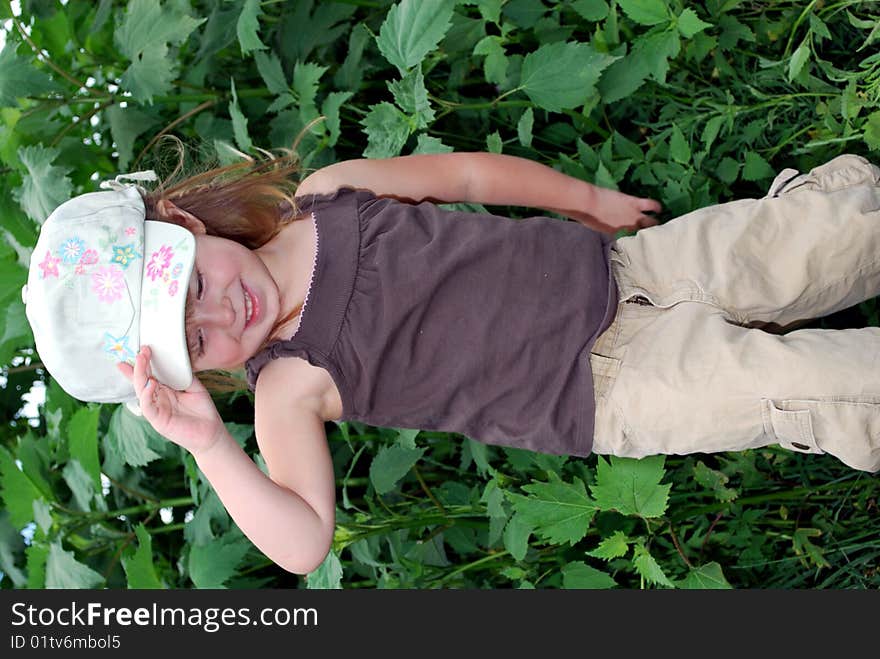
[116, 346, 225, 457]
[561, 186, 662, 234]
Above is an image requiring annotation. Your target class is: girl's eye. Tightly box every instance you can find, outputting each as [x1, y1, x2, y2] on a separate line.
[198, 328, 205, 357]
[197, 271, 204, 299]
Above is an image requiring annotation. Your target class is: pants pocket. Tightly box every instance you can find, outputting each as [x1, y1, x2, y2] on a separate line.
[761, 398, 824, 454]
[761, 397, 880, 472]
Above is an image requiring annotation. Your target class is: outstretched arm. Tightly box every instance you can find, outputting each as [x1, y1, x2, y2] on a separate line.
[296, 152, 661, 233]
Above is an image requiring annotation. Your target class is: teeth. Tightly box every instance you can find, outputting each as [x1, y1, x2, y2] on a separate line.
[244, 289, 253, 323]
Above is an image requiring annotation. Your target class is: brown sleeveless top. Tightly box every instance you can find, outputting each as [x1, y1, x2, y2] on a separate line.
[245, 188, 617, 456]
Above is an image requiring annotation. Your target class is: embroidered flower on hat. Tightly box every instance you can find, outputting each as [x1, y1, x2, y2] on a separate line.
[38, 251, 61, 279]
[103, 332, 136, 364]
[168, 280, 179, 296]
[111, 243, 141, 269]
[59, 237, 85, 264]
[92, 265, 126, 303]
[146, 244, 174, 281]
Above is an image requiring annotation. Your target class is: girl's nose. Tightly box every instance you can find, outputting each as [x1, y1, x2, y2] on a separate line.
[201, 296, 234, 326]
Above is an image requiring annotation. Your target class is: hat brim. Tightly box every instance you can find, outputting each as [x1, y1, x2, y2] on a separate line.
[139, 221, 195, 391]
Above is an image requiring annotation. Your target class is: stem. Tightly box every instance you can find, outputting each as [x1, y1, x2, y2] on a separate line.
[11, 14, 87, 91]
[432, 550, 511, 586]
[51, 99, 114, 147]
[413, 465, 446, 516]
[669, 522, 693, 569]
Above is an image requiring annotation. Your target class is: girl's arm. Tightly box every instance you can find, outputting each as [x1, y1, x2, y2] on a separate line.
[119, 348, 335, 575]
[296, 152, 661, 233]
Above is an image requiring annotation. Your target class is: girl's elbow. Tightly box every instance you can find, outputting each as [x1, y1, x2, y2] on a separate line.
[277, 524, 334, 575]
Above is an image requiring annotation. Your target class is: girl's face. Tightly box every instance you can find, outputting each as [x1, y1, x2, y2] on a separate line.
[184, 234, 280, 372]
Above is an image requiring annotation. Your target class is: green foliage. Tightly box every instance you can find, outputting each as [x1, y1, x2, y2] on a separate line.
[3, 0, 880, 591]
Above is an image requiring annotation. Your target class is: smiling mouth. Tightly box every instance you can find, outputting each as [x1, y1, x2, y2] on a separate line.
[242, 282, 259, 328]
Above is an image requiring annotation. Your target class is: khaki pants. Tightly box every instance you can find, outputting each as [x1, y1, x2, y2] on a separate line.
[590, 154, 880, 472]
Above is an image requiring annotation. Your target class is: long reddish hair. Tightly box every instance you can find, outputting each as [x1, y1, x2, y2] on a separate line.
[142, 140, 306, 392]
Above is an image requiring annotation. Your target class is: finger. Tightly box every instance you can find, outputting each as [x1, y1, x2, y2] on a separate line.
[639, 198, 663, 213]
[141, 345, 154, 381]
[116, 362, 134, 382]
[132, 347, 151, 394]
[141, 376, 161, 414]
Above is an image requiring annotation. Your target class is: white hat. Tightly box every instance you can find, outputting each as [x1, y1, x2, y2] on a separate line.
[22, 180, 195, 405]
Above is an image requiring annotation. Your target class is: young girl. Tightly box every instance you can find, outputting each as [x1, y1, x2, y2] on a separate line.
[25, 150, 880, 575]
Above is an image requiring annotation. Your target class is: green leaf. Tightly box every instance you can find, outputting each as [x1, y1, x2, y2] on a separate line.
[517, 107, 534, 147]
[793, 528, 830, 568]
[361, 102, 412, 159]
[236, 0, 266, 54]
[376, 0, 456, 73]
[502, 512, 533, 561]
[16, 433, 51, 500]
[675, 562, 732, 589]
[62, 460, 96, 512]
[632, 541, 673, 587]
[413, 134, 454, 154]
[590, 456, 670, 518]
[787, 42, 810, 82]
[26, 543, 49, 589]
[369, 444, 426, 494]
[561, 561, 617, 588]
[254, 51, 289, 95]
[809, 13, 832, 41]
[119, 46, 175, 105]
[669, 123, 691, 164]
[107, 406, 162, 468]
[473, 36, 509, 86]
[106, 105, 159, 170]
[122, 524, 164, 588]
[293, 61, 329, 109]
[388, 68, 435, 129]
[67, 406, 101, 488]
[717, 156, 740, 183]
[587, 530, 631, 560]
[188, 534, 250, 588]
[0, 445, 44, 528]
[13, 145, 73, 224]
[0, 512, 28, 587]
[115, 0, 205, 103]
[322, 91, 354, 147]
[334, 23, 371, 91]
[46, 541, 104, 588]
[507, 473, 598, 545]
[701, 115, 725, 151]
[598, 30, 680, 103]
[0, 298, 31, 366]
[486, 131, 503, 154]
[184, 489, 228, 545]
[475, 0, 504, 24]
[617, 0, 669, 26]
[0, 42, 57, 108]
[677, 8, 712, 38]
[571, 0, 609, 22]
[307, 549, 343, 589]
[519, 41, 616, 112]
[742, 150, 775, 181]
[228, 78, 253, 153]
[865, 111, 880, 151]
[693, 460, 738, 502]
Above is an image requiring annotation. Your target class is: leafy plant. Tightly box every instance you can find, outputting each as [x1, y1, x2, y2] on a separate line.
[2, 0, 879, 590]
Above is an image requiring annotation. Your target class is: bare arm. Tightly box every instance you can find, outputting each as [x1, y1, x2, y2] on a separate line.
[296, 152, 661, 233]
[119, 348, 335, 575]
